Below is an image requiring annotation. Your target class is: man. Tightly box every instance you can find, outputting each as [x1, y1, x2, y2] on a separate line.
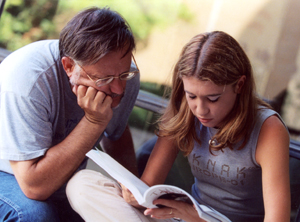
[0, 7, 140, 221]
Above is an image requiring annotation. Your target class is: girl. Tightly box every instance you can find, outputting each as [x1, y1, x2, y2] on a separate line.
[67, 31, 290, 222]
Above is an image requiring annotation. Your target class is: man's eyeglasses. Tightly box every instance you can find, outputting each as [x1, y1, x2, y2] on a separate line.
[77, 55, 139, 87]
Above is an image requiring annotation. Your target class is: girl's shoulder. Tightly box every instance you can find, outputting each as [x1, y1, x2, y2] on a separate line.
[256, 106, 286, 129]
[255, 111, 290, 165]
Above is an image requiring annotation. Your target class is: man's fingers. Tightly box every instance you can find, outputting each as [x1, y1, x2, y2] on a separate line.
[78, 86, 107, 107]
[85, 86, 103, 100]
[77, 85, 113, 106]
[76, 85, 113, 125]
[76, 85, 88, 99]
[100, 93, 113, 107]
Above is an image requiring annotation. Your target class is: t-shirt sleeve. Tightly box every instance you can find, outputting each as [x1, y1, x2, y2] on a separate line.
[0, 88, 52, 161]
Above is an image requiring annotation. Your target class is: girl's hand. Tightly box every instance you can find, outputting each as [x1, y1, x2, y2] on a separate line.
[144, 199, 206, 222]
[120, 183, 144, 209]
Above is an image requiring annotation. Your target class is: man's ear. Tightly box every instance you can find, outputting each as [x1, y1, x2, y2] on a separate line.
[235, 75, 246, 93]
[61, 56, 75, 77]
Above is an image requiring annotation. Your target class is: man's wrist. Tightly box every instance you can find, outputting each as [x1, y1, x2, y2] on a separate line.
[84, 115, 108, 126]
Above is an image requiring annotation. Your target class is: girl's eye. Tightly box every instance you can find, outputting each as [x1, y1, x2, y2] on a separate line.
[208, 96, 220, 102]
[185, 92, 196, 99]
[188, 95, 196, 99]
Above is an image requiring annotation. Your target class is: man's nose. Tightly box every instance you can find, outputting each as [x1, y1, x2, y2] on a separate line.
[109, 78, 124, 95]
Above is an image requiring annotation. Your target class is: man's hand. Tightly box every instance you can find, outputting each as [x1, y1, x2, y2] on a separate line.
[74, 85, 113, 126]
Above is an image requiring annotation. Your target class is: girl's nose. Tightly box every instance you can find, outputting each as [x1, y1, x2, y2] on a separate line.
[196, 101, 209, 117]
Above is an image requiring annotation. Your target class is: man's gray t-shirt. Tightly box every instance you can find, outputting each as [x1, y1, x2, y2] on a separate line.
[0, 40, 140, 174]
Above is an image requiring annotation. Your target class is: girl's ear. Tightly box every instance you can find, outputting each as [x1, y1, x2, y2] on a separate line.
[61, 56, 76, 77]
[235, 75, 246, 93]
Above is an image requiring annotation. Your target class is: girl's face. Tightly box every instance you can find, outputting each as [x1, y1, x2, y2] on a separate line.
[182, 76, 244, 128]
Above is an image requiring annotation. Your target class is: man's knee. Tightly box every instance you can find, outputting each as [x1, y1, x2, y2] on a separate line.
[66, 169, 121, 208]
[66, 170, 87, 204]
[67, 170, 104, 206]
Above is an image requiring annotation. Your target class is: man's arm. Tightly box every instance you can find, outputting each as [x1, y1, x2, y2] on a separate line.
[101, 124, 138, 176]
[10, 86, 112, 201]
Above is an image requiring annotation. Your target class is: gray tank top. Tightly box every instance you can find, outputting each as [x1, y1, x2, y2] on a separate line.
[188, 108, 282, 222]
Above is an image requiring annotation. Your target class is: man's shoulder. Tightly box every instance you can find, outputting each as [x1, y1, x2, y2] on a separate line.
[1, 39, 59, 64]
[21, 39, 59, 50]
[27, 39, 59, 50]
[0, 39, 63, 96]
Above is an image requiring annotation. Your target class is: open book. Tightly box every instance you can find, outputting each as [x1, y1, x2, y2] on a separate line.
[86, 149, 231, 222]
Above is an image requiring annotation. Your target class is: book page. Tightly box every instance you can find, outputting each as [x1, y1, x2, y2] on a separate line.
[144, 184, 190, 207]
[86, 149, 149, 205]
[144, 185, 231, 222]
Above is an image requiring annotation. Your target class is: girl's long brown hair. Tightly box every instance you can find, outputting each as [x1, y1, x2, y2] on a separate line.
[158, 31, 270, 155]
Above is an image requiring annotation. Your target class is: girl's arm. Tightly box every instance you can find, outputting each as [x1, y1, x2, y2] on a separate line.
[256, 115, 290, 222]
[140, 136, 206, 222]
[122, 135, 205, 221]
[141, 136, 178, 186]
[122, 136, 178, 207]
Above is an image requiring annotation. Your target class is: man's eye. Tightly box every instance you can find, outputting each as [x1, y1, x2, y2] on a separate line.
[208, 96, 220, 102]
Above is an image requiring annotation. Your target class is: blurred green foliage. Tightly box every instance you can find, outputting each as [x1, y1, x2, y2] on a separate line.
[0, 0, 59, 49]
[128, 106, 157, 131]
[0, 0, 194, 51]
[139, 81, 170, 97]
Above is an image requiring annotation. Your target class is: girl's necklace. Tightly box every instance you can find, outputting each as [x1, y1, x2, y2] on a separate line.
[208, 127, 218, 145]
